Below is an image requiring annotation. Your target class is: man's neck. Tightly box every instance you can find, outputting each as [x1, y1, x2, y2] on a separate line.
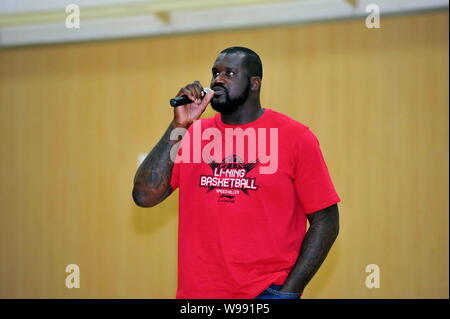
[220, 100, 264, 125]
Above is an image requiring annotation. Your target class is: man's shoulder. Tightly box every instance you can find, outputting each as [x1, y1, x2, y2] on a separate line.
[189, 109, 310, 134]
[267, 108, 310, 133]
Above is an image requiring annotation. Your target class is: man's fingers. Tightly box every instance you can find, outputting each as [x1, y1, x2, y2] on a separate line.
[178, 81, 208, 105]
[199, 89, 215, 108]
[192, 81, 203, 98]
[179, 88, 196, 103]
[188, 81, 203, 100]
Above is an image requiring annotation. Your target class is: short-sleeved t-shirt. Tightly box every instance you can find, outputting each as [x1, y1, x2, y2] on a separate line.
[170, 108, 340, 299]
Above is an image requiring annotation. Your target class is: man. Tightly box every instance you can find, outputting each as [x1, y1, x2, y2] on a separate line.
[132, 47, 341, 299]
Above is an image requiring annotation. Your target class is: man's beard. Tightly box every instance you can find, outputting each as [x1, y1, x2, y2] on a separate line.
[210, 82, 250, 114]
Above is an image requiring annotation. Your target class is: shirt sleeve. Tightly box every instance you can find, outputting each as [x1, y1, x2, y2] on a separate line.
[294, 128, 341, 214]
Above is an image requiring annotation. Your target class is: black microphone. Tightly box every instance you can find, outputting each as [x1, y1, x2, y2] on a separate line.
[170, 88, 212, 107]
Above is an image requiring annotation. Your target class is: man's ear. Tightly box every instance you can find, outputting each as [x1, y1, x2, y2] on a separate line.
[250, 76, 261, 91]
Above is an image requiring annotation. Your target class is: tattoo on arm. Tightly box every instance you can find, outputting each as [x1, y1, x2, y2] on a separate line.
[281, 204, 340, 292]
[132, 123, 183, 206]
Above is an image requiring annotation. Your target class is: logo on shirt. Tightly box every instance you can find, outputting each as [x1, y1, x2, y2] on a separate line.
[199, 155, 259, 203]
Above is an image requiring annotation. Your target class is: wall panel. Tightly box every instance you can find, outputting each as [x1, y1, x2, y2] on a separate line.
[0, 11, 448, 298]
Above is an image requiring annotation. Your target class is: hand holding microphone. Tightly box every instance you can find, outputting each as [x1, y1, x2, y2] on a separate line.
[170, 87, 213, 107]
[170, 80, 215, 129]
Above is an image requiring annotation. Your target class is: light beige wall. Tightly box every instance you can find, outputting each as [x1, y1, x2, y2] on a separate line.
[0, 10, 448, 299]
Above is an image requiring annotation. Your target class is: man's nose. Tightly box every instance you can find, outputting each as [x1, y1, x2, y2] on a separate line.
[212, 72, 226, 85]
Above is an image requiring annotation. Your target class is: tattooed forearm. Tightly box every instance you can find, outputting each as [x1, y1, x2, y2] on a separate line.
[132, 122, 184, 207]
[280, 204, 339, 293]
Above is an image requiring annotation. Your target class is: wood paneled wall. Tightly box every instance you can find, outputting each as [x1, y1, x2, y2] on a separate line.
[0, 11, 448, 298]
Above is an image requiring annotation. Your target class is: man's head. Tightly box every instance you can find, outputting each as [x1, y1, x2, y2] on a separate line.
[210, 47, 262, 114]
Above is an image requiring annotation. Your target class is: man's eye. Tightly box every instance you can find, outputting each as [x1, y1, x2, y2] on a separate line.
[212, 71, 235, 77]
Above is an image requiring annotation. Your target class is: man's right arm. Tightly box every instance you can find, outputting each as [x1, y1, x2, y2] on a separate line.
[132, 121, 184, 207]
[132, 81, 214, 208]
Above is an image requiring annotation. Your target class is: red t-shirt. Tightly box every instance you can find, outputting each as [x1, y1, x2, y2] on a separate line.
[170, 108, 341, 299]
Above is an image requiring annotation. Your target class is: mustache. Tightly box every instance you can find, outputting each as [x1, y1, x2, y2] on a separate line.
[212, 85, 227, 93]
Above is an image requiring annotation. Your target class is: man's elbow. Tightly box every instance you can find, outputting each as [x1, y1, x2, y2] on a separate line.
[331, 205, 340, 239]
[320, 204, 340, 239]
[132, 187, 159, 208]
[333, 221, 340, 240]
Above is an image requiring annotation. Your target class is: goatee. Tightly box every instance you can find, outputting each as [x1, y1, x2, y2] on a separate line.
[210, 83, 250, 114]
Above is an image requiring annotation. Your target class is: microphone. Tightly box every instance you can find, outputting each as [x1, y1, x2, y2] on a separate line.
[170, 88, 213, 107]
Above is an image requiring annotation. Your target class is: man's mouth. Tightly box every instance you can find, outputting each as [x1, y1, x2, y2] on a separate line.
[213, 87, 227, 95]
